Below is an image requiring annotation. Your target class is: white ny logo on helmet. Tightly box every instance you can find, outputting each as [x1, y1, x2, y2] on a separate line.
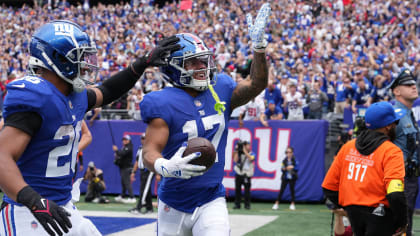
[53, 23, 74, 37]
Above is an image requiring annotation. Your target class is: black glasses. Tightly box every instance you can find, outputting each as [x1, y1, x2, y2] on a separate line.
[285, 151, 292, 154]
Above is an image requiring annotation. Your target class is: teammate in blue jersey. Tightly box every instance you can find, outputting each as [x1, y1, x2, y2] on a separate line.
[141, 3, 271, 235]
[0, 20, 179, 236]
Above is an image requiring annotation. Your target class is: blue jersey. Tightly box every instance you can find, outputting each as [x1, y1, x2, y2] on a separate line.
[264, 87, 282, 107]
[2, 76, 87, 205]
[264, 106, 283, 120]
[140, 74, 236, 213]
[353, 85, 372, 105]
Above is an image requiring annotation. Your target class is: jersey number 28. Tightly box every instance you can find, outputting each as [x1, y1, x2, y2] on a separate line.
[46, 121, 82, 177]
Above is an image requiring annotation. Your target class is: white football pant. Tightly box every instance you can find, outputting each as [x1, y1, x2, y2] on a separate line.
[157, 197, 230, 236]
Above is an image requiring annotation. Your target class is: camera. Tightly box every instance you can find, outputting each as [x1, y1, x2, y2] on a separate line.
[353, 116, 367, 137]
[235, 141, 249, 171]
[89, 166, 94, 171]
[236, 141, 245, 153]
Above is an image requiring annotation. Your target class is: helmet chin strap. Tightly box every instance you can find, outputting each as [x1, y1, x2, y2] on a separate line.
[72, 77, 86, 93]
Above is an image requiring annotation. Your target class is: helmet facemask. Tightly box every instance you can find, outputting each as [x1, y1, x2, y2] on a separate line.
[64, 45, 99, 92]
[169, 51, 217, 91]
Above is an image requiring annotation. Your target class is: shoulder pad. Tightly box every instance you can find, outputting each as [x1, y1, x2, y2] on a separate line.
[216, 73, 235, 87]
[4, 76, 51, 116]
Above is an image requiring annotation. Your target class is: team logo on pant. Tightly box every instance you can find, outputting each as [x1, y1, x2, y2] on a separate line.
[31, 220, 38, 229]
[164, 204, 170, 212]
[194, 100, 202, 107]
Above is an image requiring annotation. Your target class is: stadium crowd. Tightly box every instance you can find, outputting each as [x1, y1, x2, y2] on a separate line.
[0, 0, 419, 120]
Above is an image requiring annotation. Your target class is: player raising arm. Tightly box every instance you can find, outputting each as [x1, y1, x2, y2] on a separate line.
[0, 20, 179, 236]
[141, 3, 270, 235]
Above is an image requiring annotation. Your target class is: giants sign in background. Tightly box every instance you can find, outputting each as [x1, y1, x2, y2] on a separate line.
[81, 120, 328, 202]
[223, 120, 328, 201]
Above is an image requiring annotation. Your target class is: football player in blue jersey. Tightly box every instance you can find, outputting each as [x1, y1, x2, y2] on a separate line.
[141, 3, 271, 236]
[0, 20, 179, 236]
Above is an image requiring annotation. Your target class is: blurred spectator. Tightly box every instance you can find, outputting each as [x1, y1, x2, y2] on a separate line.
[239, 96, 268, 127]
[283, 82, 304, 120]
[0, 0, 418, 119]
[367, 74, 391, 106]
[83, 161, 109, 203]
[141, 67, 163, 94]
[129, 134, 155, 214]
[351, 76, 372, 113]
[113, 135, 136, 204]
[233, 141, 255, 210]
[233, 51, 252, 79]
[264, 80, 283, 109]
[306, 81, 328, 119]
[277, 74, 290, 95]
[272, 146, 299, 211]
[263, 100, 283, 120]
[334, 75, 353, 115]
[127, 88, 143, 120]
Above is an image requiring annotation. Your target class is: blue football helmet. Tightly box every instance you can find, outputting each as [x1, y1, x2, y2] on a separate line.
[160, 33, 217, 91]
[28, 20, 98, 93]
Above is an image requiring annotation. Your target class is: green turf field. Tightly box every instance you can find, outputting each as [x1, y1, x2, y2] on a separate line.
[73, 196, 420, 236]
[3, 192, 420, 235]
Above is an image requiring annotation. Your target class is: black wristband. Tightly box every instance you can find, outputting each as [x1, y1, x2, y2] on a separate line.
[17, 185, 41, 210]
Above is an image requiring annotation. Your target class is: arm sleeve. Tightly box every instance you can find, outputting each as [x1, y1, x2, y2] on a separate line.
[86, 89, 97, 112]
[323, 188, 341, 209]
[96, 66, 142, 106]
[4, 112, 42, 136]
[386, 191, 408, 228]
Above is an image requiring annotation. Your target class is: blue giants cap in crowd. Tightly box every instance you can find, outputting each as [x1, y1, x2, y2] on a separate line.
[365, 101, 406, 129]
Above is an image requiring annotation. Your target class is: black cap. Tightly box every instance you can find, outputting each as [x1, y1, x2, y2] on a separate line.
[388, 69, 416, 90]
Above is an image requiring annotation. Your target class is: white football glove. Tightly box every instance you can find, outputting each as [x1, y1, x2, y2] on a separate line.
[154, 143, 206, 179]
[247, 3, 271, 52]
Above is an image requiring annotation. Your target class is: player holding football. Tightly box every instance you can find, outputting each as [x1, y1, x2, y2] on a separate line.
[141, 3, 271, 235]
[0, 20, 179, 236]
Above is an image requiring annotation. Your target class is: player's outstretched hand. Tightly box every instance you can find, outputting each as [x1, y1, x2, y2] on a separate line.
[154, 142, 206, 179]
[17, 186, 72, 236]
[246, 3, 271, 52]
[143, 35, 181, 66]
